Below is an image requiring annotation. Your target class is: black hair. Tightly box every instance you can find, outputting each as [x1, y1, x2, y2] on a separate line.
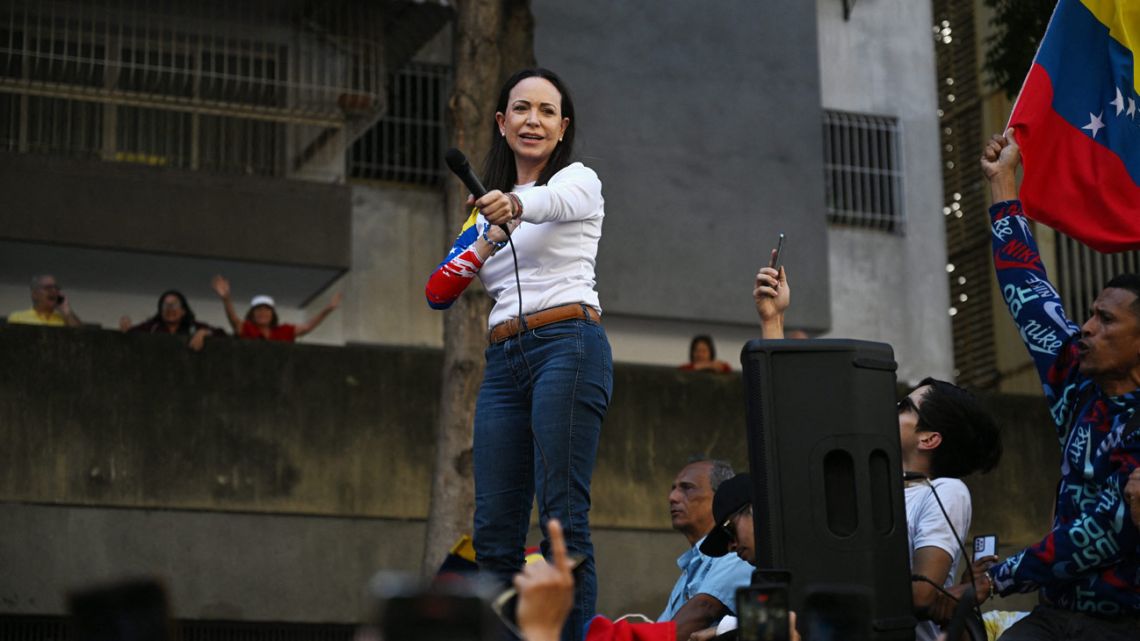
[244, 304, 279, 328]
[689, 334, 716, 362]
[482, 68, 576, 194]
[151, 290, 196, 334]
[1104, 274, 1140, 318]
[913, 377, 1002, 479]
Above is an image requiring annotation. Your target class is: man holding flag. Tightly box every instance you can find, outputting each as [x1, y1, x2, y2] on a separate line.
[980, 127, 1140, 639]
[979, 4, 1140, 635]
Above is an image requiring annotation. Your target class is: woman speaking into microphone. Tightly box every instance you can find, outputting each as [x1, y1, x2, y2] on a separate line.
[425, 68, 611, 640]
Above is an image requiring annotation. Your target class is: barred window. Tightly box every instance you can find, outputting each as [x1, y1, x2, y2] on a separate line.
[822, 110, 905, 233]
[1056, 235, 1140, 326]
[348, 62, 450, 187]
[0, 1, 386, 181]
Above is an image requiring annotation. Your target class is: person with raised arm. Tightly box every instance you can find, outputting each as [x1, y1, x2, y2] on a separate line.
[977, 130, 1140, 640]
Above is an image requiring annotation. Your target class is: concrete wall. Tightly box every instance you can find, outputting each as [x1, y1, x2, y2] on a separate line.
[305, 183, 447, 348]
[1, 325, 1060, 623]
[530, 0, 830, 333]
[0, 154, 350, 269]
[815, 0, 954, 385]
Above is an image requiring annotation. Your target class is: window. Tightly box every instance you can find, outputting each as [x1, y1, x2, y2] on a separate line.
[822, 109, 905, 233]
[1057, 235, 1140, 326]
[0, 2, 386, 182]
[348, 62, 450, 187]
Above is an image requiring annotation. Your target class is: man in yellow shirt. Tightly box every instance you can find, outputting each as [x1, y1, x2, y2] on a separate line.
[8, 275, 82, 327]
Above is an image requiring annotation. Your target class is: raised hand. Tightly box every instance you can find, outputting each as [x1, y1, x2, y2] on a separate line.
[513, 519, 575, 641]
[211, 275, 231, 300]
[980, 128, 1020, 180]
[981, 128, 1020, 203]
[754, 264, 790, 324]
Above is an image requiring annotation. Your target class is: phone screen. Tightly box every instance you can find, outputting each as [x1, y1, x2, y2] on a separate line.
[736, 586, 790, 641]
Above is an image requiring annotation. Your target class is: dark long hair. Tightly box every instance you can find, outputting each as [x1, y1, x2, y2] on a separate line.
[151, 290, 196, 334]
[481, 68, 576, 194]
[689, 335, 716, 362]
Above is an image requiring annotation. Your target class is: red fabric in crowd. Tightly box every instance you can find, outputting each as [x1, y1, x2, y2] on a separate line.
[585, 617, 675, 641]
[239, 320, 297, 342]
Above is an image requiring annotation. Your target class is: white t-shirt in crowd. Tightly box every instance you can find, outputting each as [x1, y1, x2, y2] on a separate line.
[905, 477, 972, 641]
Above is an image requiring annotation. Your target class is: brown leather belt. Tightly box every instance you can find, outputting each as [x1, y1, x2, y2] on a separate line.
[489, 303, 601, 344]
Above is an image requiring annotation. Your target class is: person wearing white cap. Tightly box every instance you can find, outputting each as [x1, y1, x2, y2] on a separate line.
[211, 275, 341, 342]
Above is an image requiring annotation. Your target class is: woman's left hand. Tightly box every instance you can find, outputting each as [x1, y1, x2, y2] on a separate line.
[474, 190, 516, 225]
[188, 328, 209, 352]
[485, 218, 522, 244]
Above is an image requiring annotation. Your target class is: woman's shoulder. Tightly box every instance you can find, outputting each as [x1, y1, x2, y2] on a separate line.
[550, 161, 599, 183]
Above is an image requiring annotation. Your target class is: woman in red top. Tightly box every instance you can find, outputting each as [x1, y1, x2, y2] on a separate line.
[212, 275, 341, 342]
[679, 334, 732, 373]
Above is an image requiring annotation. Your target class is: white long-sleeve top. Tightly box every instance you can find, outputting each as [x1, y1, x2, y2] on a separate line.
[478, 162, 605, 327]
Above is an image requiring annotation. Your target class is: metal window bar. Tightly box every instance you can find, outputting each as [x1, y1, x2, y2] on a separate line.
[822, 109, 905, 233]
[1056, 234, 1140, 326]
[348, 61, 450, 187]
[0, 0, 390, 182]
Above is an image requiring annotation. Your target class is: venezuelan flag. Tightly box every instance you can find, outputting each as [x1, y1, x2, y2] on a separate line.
[1010, 0, 1140, 252]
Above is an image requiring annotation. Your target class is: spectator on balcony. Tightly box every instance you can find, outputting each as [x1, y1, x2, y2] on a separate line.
[119, 290, 226, 351]
[8, 274, 82, 327]
[679, 335, 732, 373]
[211, 275, 341, 343]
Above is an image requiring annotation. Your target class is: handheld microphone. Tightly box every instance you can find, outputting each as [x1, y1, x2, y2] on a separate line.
[445, 148, 509, 235]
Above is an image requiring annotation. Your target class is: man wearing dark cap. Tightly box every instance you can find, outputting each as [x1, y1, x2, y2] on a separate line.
[693, 473, 757, 640]
[699, 473, 756, 566]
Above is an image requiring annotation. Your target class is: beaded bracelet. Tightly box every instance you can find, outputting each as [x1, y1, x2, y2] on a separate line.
[482, 226, 507, 251]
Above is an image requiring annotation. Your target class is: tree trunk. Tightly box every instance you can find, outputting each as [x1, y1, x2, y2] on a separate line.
[421, 0, 534, 576]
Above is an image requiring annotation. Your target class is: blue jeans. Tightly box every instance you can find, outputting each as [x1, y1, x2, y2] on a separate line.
[473, 315, 612, 641]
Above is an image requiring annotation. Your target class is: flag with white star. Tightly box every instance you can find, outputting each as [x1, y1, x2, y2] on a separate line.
[1009, 0, 1140, 252]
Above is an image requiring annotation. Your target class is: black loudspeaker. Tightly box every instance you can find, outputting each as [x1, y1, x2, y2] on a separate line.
[740, 339, 915, 641]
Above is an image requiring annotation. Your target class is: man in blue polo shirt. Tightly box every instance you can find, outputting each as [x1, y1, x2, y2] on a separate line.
[658, 458, 753, 641]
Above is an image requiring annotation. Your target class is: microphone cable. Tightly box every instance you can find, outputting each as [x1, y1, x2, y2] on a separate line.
[495, 212, 554, 531]
[906, 472, 984, 624]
